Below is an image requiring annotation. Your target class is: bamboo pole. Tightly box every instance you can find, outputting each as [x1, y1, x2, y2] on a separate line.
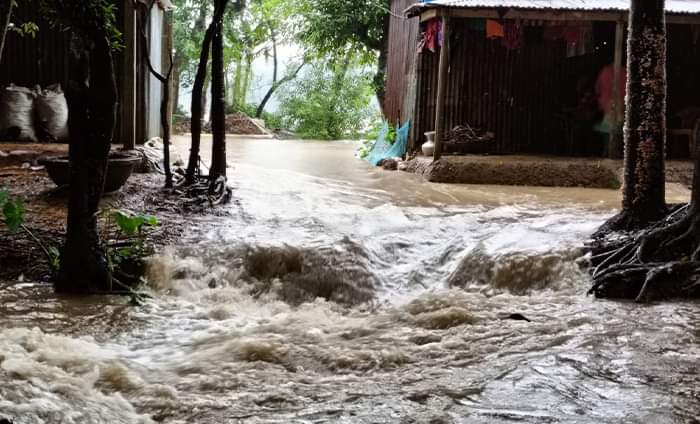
[433, 16, 450, 161]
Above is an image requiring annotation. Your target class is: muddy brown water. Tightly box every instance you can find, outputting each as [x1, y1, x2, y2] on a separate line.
[1, 138, 698, 424]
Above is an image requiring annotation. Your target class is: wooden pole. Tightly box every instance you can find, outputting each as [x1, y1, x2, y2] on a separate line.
[609, 20, 625, 158]
[433, 16, 450, 161]
[121, 0, 137, 150]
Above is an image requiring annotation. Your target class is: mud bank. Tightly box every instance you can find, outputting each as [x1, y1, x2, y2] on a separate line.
[404, 155, 694, 189]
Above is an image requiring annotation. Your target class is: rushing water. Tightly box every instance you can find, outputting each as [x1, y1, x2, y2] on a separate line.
[1, 138, 698, 424]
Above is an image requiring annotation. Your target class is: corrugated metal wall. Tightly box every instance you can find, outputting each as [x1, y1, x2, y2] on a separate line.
[384, 0, 420, 125]
[415, 20, 610, 154]
[411, 18, 700, 155]
[0, 3, 69, 88]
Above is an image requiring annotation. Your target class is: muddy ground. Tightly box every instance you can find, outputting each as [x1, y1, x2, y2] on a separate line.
[0, 166, 200, 282]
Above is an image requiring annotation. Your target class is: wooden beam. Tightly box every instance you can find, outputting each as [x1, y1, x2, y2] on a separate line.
[121, 0, 137, 150]
[609, 19, 625, 158]
[433, 16, 450, 162]
[416, 7, 700, 25]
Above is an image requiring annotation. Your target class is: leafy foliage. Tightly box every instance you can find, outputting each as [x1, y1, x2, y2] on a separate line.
[0, 188, 24, 232]
[110, 209, 159, 237]
[276, 59, 375, 140]
[39, 0, 122, 48]
[1, 188, 60, 272]
[297, 0, 388, 60]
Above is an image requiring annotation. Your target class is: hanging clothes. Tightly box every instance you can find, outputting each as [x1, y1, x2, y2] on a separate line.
[503, 21, 524, 50]
[422, 19, 442, 52]
[486, 20, 505, 39]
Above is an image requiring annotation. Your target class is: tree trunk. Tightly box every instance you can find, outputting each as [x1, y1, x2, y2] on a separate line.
[232, 54, 243, 110]
[375, 12, 390, 116]
[622, 0, 668, 223]
[185, 1, 226, 185]
[255, 29, 277, 118]
[240, 53, 253, 108]
[172, 56, 181, 114]
[0, 0, 12, 62]
[209, 0, 228, 186]
[139, 1, 174, 187]
[57, 35, 118, 294]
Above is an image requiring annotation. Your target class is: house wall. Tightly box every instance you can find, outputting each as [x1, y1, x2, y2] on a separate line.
[0, 4, 69, 88]
[0, 1, 161, 146]
[411, 18, 700, 155]
[384, 0, 420, 127]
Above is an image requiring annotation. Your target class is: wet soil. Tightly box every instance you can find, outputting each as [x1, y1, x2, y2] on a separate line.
[0, 167, 190, 282]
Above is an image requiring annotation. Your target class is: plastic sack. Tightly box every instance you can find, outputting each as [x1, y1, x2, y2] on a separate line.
[365, 121, 411, 166]
[0, 84, 37, 142]
[36, 84, 69, 142]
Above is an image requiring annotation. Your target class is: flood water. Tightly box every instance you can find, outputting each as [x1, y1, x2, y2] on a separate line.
[1, 138, 698, 423]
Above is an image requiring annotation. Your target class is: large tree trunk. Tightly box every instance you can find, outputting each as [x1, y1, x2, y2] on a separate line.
[599, 0, 668, 233]
[57, 35, 117, 293]
[375, 12, 390, 116]
[185, 1, 226, 185]
[209, 0, 228, 186]
[622, 0, 668, 223]
[0, 0, 12, 62]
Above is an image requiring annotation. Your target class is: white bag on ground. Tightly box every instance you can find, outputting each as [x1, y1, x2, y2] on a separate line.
[0, 84, 38, 142]
[36, 83, 69, 142]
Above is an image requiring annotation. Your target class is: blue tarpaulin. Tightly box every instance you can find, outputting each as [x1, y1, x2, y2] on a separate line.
[365, 121, 411, 166]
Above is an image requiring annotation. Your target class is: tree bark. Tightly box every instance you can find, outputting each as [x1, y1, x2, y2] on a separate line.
[240, 52, 253, 108]
[0, 0, 12, 62]
[375, 12, 390, 116]
[57, 35, 118, 294]
[139, 1, 174, 187]
[185, 1, 226, 185]
[622, 0, 668, 223]
[209, 0, 228, 186]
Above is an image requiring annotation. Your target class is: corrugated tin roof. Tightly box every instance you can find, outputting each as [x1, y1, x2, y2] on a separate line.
[408, 0, 700, 15]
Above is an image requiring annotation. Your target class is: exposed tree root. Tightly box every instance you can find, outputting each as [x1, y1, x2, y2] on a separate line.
[163, 169, 233, 211]
[589, 205, 700, 301]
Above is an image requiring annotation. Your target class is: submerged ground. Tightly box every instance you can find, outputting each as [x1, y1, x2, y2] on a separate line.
[0, 137, 698, 423]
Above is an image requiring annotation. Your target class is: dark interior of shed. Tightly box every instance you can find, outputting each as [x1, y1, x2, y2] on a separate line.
[415, 17, 700, 159]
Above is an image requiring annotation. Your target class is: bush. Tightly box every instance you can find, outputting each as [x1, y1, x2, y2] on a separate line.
[276, 59, 376, 140]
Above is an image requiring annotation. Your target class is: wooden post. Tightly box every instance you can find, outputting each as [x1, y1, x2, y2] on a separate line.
[609, 20, 625, 158]
[121, 0, 137, 150]
[433, 16, 450, 161]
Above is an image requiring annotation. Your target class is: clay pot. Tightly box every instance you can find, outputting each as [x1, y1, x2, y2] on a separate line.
[39, 152, 141, 194]
[422, 131, 436, 156]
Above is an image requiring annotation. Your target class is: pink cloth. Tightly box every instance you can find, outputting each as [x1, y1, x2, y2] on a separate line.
[596, 64, 627, 116]
[424, 19, 442, 52]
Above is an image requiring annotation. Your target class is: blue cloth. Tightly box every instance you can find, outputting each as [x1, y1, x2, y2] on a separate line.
[365, 121, 411, 166]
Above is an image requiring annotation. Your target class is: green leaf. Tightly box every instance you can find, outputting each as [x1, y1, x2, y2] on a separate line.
[3, 197, 25, 233]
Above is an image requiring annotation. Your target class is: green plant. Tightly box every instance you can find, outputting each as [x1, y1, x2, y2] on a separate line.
[1, 188, 60, 272]
[100, 209, 159, 303]
[276, 58, 375, 140]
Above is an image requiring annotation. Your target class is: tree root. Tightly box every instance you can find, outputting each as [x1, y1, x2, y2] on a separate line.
[589, 205, 700, 302]
[160, 169, 233, 211]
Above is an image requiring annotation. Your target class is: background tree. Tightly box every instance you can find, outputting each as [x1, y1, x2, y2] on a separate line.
[39, 0, 121, 293]
[298, 0, 390, 113]
[277, 56, 375, 140]
[209, 0, 230, 187]
[185, 0, 227, 185]
[138, 0, 175, 188]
